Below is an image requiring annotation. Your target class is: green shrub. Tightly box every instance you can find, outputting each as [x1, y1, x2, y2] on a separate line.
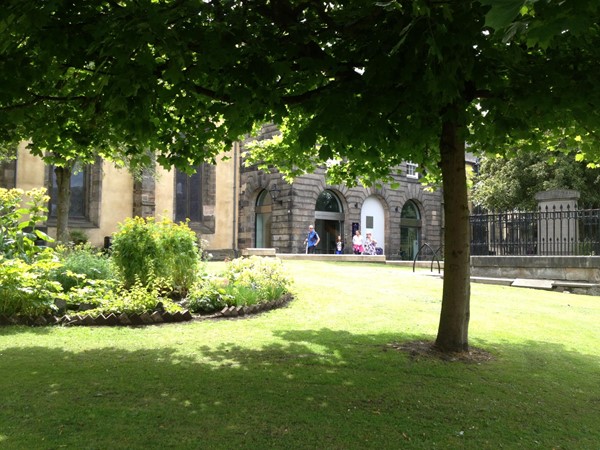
[64, 278, 118, 310]
[0, 187, 54, 261]
[83, 277, 183, 316]
[51, 244, 114, 292]
[223, 256, 292, 301]
[110, 216, 160, 288]
[68, 229, 89, 245]
[156, 218, 202, 295]
[0, 253, 64, 317]
[110, 217, 202, 295]
[186, 276, 233, 313]
[187, 257, 292, 313]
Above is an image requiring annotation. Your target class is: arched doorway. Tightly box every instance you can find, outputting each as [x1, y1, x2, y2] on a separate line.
[400, 200, 421, 260]
[255, 190, 272, 248]
[361, 196, 385, 253]
[315, 190, 344, 254]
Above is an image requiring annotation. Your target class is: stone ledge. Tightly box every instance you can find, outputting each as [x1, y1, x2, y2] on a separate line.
[277, 253, 386, 263]
[511, 278, 555, 290]
[241, 248, 277, 257]
[471, 276, 514, 286]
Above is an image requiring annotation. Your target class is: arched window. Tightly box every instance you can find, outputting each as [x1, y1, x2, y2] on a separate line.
[255, 189, 273, 248]
[400, 200, 422, 260]
[315, 190, 344, 254]
[174, 163, 216, 232]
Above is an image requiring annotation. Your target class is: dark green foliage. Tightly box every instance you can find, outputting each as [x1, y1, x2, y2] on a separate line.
[50, 244, 114, 292]
[472, 150, 600, 210]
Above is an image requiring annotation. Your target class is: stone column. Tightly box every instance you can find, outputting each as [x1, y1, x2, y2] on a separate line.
[535, 189, 580, 255]
[132, 170, 156, 218]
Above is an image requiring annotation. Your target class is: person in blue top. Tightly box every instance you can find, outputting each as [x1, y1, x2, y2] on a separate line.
[303, 224, 320, 254]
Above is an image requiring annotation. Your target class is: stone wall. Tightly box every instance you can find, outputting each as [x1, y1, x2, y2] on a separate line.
[471, 256, 600, 283]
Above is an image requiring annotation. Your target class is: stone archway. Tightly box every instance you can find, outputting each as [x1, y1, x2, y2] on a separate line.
[400, 200, 422, 260]
[315, 190, 344, 254]
[255, 189, 273, 248]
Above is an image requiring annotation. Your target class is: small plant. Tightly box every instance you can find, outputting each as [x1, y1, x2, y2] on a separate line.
[223, 256, 293, 301]
[187, 257, 292, 313]
[84, 276, 183, 316]
[65, 278, 117, 310]
[187, 276, 233, 313]
[0, 187, 54, 261]
[50, 244, 114, 292]
[0, 253, 64, 317]
[68, 229, 89, 245]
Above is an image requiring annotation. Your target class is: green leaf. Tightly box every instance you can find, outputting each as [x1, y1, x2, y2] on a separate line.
[480, 0, 525, 30]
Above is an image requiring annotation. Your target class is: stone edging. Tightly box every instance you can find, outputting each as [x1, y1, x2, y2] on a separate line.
[0, 295, 293, 327]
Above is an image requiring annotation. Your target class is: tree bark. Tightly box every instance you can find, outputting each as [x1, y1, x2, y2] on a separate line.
[435, 116, 471, 352]
[54, 165, 72, 243]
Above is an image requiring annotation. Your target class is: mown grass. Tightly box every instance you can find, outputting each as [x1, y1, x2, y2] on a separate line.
[1, 260, 599, 449]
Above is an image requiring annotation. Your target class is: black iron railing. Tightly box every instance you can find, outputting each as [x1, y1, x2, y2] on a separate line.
[470, 205, 600, 256]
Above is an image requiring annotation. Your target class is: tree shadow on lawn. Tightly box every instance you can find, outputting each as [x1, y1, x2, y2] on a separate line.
[1, 328, 599, 449]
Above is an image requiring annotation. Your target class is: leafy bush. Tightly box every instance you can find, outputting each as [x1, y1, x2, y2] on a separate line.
[156, 218, 203, 295]
[64, 278, 117, 310]
[187, 257, 292, 314]
[0, 253, 64, 317]
[83, 277, 183, 316]
[110, 217, 202, 295]
[186, 276, 233, 313]
[0, 187, 54, 261]
[51, 244, 114, 292]
[223, 256, 292, 301]
[110, 216, 160, 288]
[68, 229, 89, 245]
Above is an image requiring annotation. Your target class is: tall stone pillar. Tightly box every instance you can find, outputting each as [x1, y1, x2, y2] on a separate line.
[535, 189, 580, 255]
[132, 170, 156, 218]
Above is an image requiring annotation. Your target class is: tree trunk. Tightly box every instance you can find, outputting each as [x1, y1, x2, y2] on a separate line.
[435, 116, 471, 352]
[54, 165, 72, 243]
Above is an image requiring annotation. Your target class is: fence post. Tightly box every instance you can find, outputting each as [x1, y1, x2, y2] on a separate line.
[534, 189, 580, 256]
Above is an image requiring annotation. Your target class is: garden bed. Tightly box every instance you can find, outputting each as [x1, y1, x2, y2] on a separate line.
[0, 294, 293, 327]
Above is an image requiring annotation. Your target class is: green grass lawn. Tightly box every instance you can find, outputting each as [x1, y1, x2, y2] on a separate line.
[1, 260, 599, 449]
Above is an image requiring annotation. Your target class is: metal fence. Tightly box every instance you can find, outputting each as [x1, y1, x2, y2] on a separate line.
[470, 205, 600, 256]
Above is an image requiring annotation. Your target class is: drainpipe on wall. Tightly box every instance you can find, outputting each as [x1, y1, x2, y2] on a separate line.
[232, 142, 239, 258]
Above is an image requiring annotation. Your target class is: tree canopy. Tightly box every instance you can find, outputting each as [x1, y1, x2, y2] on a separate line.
[1, 0, 599, 352]
[472, 150, 600, 210]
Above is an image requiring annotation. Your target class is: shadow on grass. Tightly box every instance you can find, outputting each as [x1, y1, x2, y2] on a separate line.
[1, 328, 599, 449]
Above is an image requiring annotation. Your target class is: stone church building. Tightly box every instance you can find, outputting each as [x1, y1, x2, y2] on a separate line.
[1, 138, 444, 260]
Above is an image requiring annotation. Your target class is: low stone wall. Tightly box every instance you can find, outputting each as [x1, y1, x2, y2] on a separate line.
[470, 256, 600, 283]
[277, 253, 386, 263]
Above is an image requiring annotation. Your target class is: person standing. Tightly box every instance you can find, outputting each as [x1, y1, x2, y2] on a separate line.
[363, 232, 378, 255]
[304, 225, 320, 254]
[352, 229, 364, 254]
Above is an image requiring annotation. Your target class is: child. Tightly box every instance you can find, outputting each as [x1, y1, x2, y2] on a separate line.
[335, 235, 344, 254]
